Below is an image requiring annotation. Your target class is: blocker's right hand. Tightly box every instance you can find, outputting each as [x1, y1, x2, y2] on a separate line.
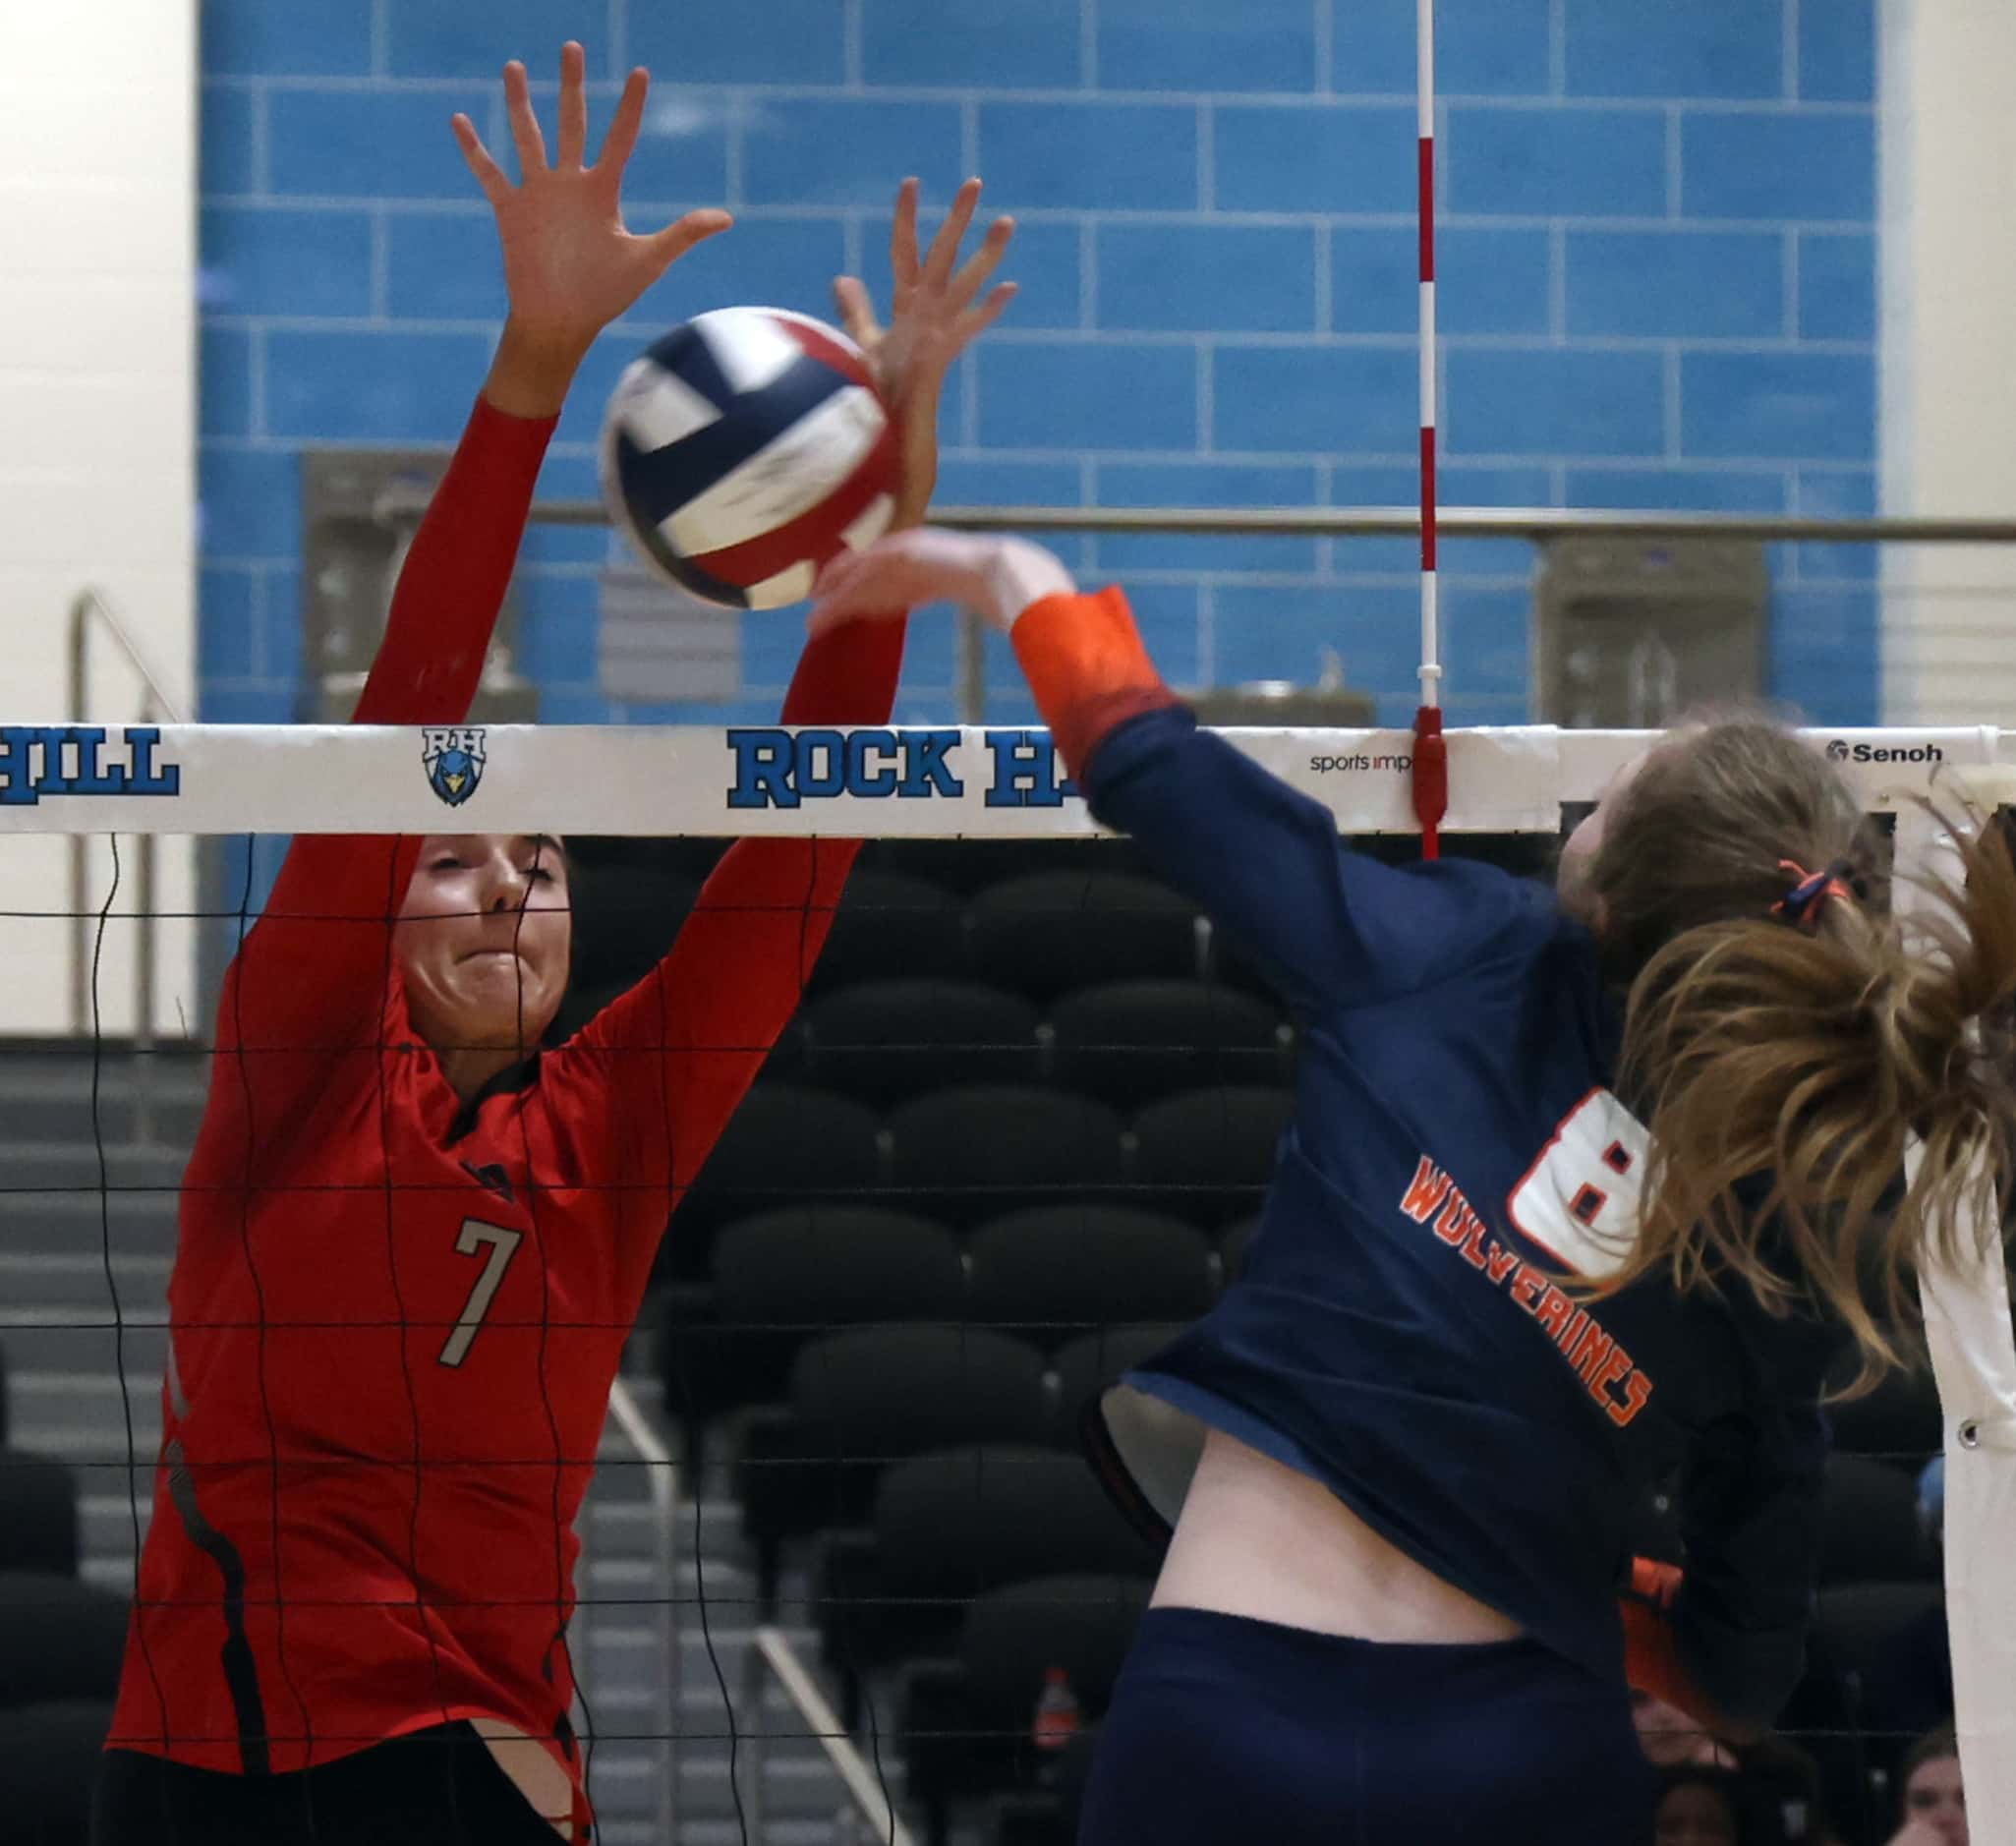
[453, 42, 732, 411]
[832, 178, 1016, 531]
[808, 529, 1076, 637]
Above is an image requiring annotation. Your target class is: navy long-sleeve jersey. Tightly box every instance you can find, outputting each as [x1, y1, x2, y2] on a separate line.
[1024, 597, 1843, 1731]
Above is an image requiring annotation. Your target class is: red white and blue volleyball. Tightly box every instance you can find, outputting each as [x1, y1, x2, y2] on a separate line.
[600, 307, 901, 609]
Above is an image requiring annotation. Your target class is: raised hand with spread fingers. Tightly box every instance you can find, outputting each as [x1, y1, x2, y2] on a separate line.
[452, 41, 733, 416]
[831, 176, 1016, 530]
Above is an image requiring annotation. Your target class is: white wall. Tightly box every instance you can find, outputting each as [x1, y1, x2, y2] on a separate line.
[1880, 0, 2016, 725]
[0, 0, 198, 1037]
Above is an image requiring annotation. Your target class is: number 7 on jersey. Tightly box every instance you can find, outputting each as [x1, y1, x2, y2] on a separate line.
[438, 1219, 524, 1368]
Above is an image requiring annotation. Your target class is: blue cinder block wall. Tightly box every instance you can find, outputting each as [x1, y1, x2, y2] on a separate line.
[199, 0, 1877, 737]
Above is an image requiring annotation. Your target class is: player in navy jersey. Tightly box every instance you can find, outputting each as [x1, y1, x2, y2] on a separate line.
[806, 529, 2016, 1846]
[92, 47, 1015, 1846]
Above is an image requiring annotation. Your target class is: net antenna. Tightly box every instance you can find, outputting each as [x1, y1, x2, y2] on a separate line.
[1411, 0, 1448, 860]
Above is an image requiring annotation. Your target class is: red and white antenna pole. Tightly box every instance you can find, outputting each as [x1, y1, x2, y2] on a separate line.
[1411, 0, 1447, 859]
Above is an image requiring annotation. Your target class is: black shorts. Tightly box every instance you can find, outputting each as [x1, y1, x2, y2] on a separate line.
[91, 1721, 566, 1846]
[1076, 1607, 1655, 1846]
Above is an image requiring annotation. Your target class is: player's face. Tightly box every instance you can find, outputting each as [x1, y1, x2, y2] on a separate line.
[1904, 1756, 1967, 1845]
[1653, 1782, 1739, 1846]
[395, 834, 572, 1056]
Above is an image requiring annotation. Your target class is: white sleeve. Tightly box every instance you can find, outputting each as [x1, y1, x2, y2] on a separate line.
[1897, 801, 2016, 1835]
[1919, 1229, 2016, 1834]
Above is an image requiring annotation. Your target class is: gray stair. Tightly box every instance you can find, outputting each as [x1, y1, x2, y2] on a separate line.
[0, 1250, 173, 1309]
[0, 1143, 191, 1191]
[0, 1041, 911, 1845]
[1, 1190, 182, 1256]
[0, 1054, 209, 1147]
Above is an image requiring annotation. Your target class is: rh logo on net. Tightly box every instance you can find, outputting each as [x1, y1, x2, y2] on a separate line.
[423, 727, 488, 807]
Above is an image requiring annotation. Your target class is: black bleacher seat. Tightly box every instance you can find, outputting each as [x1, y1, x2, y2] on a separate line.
[967, 873, 1204, 1002]
[1217, 1215, 1260, 1282]
[888, 1086, 1125, 1228]
[789, 1325, 1056, 1461]
[808, 869, 966, 993]
[570, 833, 727, 884]
[0, 1338, 8, 1444]
[863, 838, 1138, 898]
[877, 1447, 1161, 1604]
[0, 1575, 128, 1709]
[1048, 980, 1290, 1110]
[667, 1084, 884, 1272]
[0, 1699, 111, 1846]
[563, 854, 702, 995]
[1823, 1357, 1943, 1467]
[987, 1735, 1099, 1846]
[1052, 1324, 1189, 1441]
[662, 1206, 966, 1453]
[963, 1571, 1149, 1736]
[1127, 1086, 1295, 1227]
[966, 1208, 1215, 1349]
[737, 1324, 1053, 1605]
[801, 979, 1042, 1106]
[0, 1450, 80, 1577]
[819, 1444, 1161, 1713]
[902, 1573, 1153, 1846]
[1780, 1582, 1951, 1837]
[1817, 1454, 1933, 1586]
[715, 1206, 968, 1333]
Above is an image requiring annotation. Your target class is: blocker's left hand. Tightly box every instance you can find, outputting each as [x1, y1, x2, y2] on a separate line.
[833, 178, 1016, 530]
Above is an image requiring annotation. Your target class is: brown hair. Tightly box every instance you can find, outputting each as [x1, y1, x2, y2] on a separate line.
[1586, 719, 2016, 1382]
[1901, 1721, 1960, 1783]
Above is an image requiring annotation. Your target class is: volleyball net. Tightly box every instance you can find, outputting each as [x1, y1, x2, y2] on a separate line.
[0, 720, 2010, 1846]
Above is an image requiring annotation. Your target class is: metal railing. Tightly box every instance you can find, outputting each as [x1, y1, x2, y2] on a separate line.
[369, 482, 2016, 545]
[740, 1624, 916, 1846]
[66, 588, 187, 1133]
[603, 1377, 679, 1842]
[367, 490, 2016, 727]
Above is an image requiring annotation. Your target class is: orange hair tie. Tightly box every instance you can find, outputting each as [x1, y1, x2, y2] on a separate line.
[1770, 858, 1856, 930]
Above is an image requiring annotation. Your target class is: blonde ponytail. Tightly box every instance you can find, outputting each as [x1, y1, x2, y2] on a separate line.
[1586, 721, 2016, 1382]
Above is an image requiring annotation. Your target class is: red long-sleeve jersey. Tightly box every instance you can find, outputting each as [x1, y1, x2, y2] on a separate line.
[106, 395, 905, 1823]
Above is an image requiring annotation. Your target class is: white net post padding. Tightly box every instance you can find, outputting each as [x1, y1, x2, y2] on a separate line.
[1894, 797, 2016, 1840]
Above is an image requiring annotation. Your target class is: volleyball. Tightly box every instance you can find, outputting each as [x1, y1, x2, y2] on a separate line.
[599, 307, 902, 609]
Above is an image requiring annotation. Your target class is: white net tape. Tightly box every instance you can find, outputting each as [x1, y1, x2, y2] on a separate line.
[0, 721, 1989, 836]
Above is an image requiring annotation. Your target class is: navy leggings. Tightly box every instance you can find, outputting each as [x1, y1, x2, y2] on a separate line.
[1076, 1607, 1655, 1846]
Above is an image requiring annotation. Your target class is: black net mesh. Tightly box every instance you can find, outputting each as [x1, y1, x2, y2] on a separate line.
[0, 828, 1959, 1846]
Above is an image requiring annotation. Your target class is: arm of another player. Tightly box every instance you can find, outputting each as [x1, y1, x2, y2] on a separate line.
[806, 533, 1535, 1015]
[576, 181, 1014, 1195]
[1618, 1329, 1834, 1742]
[214, 47, 729, 1146]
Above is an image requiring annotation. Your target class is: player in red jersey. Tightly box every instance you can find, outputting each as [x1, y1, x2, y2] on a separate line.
[92, 46, 1015, 1846]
